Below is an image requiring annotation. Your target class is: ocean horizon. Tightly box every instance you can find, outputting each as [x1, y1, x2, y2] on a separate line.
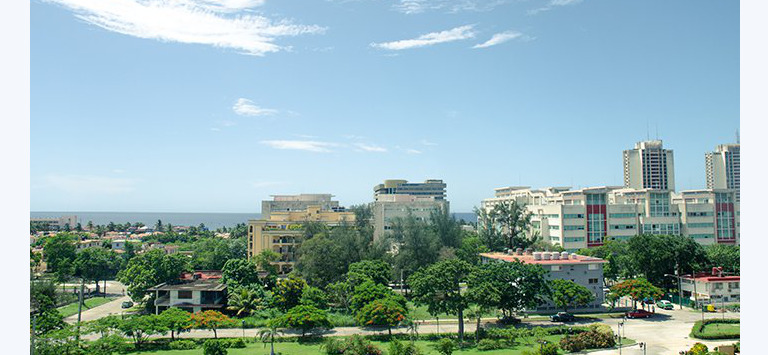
[31, 211, 478, 229]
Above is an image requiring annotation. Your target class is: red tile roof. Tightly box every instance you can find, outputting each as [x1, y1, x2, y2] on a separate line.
[480, 252, 607, 265]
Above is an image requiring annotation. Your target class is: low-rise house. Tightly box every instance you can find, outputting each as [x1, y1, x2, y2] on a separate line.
[680, 267, 740, 307]
[147, 271, 227, 314]
[111, 239, 140, 251]
[480, 250, 607, 313]
[77, 239, 102, 251]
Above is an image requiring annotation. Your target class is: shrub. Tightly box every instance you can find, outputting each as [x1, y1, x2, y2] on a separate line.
[228, 338, 247, 348]
[539, 342, 559, 355]
[168, 340, 197, 350]
[389, 339, 423, 355]
[321, 335, 382, 355]
[559, 329, 615, 352]
[476, 339, 504, 351]
[690, 318, 740, 340]
[687, 342, 708, 355]
[435, 338, 456, 355]
[202, 339, 228, 355]
[87, 334, 131, 354]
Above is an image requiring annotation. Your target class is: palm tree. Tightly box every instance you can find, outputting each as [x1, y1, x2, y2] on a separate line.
[258, 325, 283, 355]
[226, 287, 266, 317]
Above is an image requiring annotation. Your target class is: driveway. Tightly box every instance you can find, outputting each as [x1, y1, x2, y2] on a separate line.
[64, 281, 133, 324]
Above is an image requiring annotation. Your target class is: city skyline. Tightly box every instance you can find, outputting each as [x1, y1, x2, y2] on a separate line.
[31, 0, 739, 213]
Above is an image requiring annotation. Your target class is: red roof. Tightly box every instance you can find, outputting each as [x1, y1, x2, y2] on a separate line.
[684, 275, 740, 282]
[480, 252, 607, 265]
[180, 270, 222, 280]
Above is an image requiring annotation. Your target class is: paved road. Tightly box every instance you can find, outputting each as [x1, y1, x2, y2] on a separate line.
[64, 281, 133, 324]
[81, 305, 739, 354]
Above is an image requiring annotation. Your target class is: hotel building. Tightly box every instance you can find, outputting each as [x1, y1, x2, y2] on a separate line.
[705, 143, 740, 202]
[372, 179, 449, 240]
[623, 140, 675, 190]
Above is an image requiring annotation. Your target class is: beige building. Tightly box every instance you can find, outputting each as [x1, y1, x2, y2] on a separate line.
[623, 140, 675, 191]
[248, 199, 355, 275]
[705, 143, 740, 202]
[372, 179, 449, 240]
[261, 194, 342, 219]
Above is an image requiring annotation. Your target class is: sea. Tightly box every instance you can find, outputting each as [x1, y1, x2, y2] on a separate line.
[30, 211, 477, 229]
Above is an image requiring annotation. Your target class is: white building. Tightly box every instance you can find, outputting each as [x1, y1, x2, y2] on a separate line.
[623, 140, 675, 191]
[705, 143, 740, 202]
[680, 268, 740, 307]
[372, 179, 449, 240]
[261, 194, 344, 219]
[480, 186, 739, 251]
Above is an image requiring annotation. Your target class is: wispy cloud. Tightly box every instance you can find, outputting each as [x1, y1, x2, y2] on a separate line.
[394, 0, 508, 14]
[261, 140, 338, 152]
[528, 0, 583, 15]
[41, 174, 138, 194]
[353, 143, 387, 152]
[420, 139, 438, 146]
[473, 31, 523, 48]
[44, 0, 326, 56]
[406, 148, 423, 154]
[233, 98, 279, 116]
[371, 25, 476, 50]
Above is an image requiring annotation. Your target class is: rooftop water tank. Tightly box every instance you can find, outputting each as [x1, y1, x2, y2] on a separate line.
[533, 252, 542, 260]
[552, 252, 560, 260]
[561, 252, 569, 259]
[542, 252, 552, 260]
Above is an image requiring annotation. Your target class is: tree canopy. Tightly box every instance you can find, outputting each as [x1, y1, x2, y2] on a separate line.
[548, 279, 595, 312]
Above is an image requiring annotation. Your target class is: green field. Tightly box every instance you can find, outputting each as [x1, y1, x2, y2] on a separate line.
[700, 323, 740, 337]
[133, 334, 634, 355]
[57, 297, 117, 318]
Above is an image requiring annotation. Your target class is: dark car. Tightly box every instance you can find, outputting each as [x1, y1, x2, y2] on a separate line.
[625, 309, 653, 319]
[550, 312, 577, 322]
[121, 301, 134, 309]
[499, 316, 521, 325]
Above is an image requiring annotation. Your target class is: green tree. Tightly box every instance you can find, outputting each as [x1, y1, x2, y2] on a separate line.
[253, 250, 280, 277]
[300, 285, 329, 309]
[203, 339, 228, 355]
[610, 278, 663, 309]
[549, 279, 596, 312]
[272, 305, 332, 337]
[455, 232, 489, 266]
[392, 214, 440, 278]
[705, 244, 740, 274]
[192, 237, 240, 270]
[327, 281, 353, 312]
[474, 207, 505, 251]
[430, 208, 463, 248]
[466, 260, 549, 318]
[347, 260, 392, 287]
[273, 274, 307, 311]
[350, 279, 407, 314]
[227, 286, 269, 317]
[119, 314, 168, 346]
[296, 233, 347, 288]
[74, 248, 120, 294]
[408, 259, 473, 341]
[158, 307, 192, 340]
[32, 308, 65, 336]
[356, 297, 407, 336]
[221, 258, 260, 288]
[43, 233, 77, 276]
[190, 310, 234, 339]
[257, 324, 283, 355]
[488, 200, 532, 249]
[628, 234, 708, 288]
[117, 249, 192, 301]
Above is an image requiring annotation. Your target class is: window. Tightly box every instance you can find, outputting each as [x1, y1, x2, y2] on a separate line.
[687, 223, 714, 229]
[609, 213, 636, 219]
[549, 225, 560, 230]
[551, 265, 561, 271]
[687, 211, 714, 217]
[588, 278, 598, 284]
[178, 291, 193, 299]
[588, 264, 599, 270]
[712, 283, 723, 290]
[564, 225, 585, 231]
[564, 237, 585, 243]
[690, 234, 714, 239]
[563, 214, 584, 219]
[610, 224, 636, 230]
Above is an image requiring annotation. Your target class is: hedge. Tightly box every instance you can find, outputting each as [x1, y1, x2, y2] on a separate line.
[690, 318, 740, 340]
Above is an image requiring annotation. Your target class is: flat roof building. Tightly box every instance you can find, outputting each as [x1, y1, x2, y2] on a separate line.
[372, 179, 449, 240]
[623, 140, 675, 191]
[261, 194, 343, 219]
[705, 144, 740, 202]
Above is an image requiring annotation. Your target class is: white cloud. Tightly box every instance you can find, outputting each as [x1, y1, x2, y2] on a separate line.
[261, 140, 338, 152]
[406, 148, 422, 154]
[473, 31, 523, 48]
[420, 139, 438, 146]
[233, 98, 279, 116]
[353, 143, 387, 152]
[371, 25, 476, 50]
[210, 127, 222, 131]
[45, 0, 326, 56]
[529, 0, 583, 15]
[394, 0, 508, 14]
[42, 174, 138, 194]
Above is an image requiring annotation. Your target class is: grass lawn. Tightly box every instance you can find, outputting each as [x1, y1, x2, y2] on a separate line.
[57, 297, 117, 318]
[133, 334, 634, 355]
[700, 323, 740, 337]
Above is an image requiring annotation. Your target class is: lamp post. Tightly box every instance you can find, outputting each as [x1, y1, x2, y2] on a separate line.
[639, 342, 647, 355]
[242, 320, 246, 339]
[664, 274, 683, 309]
[616, 321, 624, 355]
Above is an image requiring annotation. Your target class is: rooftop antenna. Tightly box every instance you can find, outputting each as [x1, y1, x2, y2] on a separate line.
[736, 129, 740, 144]
[655, 122, 659, 140]
[646, 121, 650, 141]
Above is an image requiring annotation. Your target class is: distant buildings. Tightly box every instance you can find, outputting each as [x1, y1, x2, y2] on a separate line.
[372, 179, 449, 240]
[261, 194, 344, 219]
[680, 267, 740, 307]
[481, 250, 607, 312]
[705, 143, 740, 202]
[30, 215, 78, 230]
[247, 195, 355, 275]
[148, 270, 227, 314]
[623, 140, 675, 191]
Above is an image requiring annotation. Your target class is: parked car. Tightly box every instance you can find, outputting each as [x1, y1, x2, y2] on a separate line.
[656, 300, 674, 310]
[499, 315, 521, 325]
[550, 312, 577, 322]
[121, 301, 134, 309]
[625, 309, 653, 319]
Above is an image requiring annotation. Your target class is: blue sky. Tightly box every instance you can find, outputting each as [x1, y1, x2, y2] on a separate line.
[31, 0, 739, 213]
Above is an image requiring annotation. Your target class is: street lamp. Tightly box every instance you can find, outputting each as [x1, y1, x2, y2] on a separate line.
[639, 342, 647, 355]
[664, 274, 683, 309]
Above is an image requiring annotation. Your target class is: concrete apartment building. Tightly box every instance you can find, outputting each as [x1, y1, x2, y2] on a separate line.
[148, 271, 227, 314]
[623, 140, 675, 191]
[480, 250, 607, 313]
[372, 179, 449, 240]
[706, 143, 740, 202]
[248, 195, 355, 275]
[30, 215, 78, 230]
[481, 186, 739, 250]
[261, 194, 343, 219]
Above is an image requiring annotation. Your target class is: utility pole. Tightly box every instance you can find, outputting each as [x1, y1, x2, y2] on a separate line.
[76, 278, 84, 342]
[31, 314, 36, 355]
